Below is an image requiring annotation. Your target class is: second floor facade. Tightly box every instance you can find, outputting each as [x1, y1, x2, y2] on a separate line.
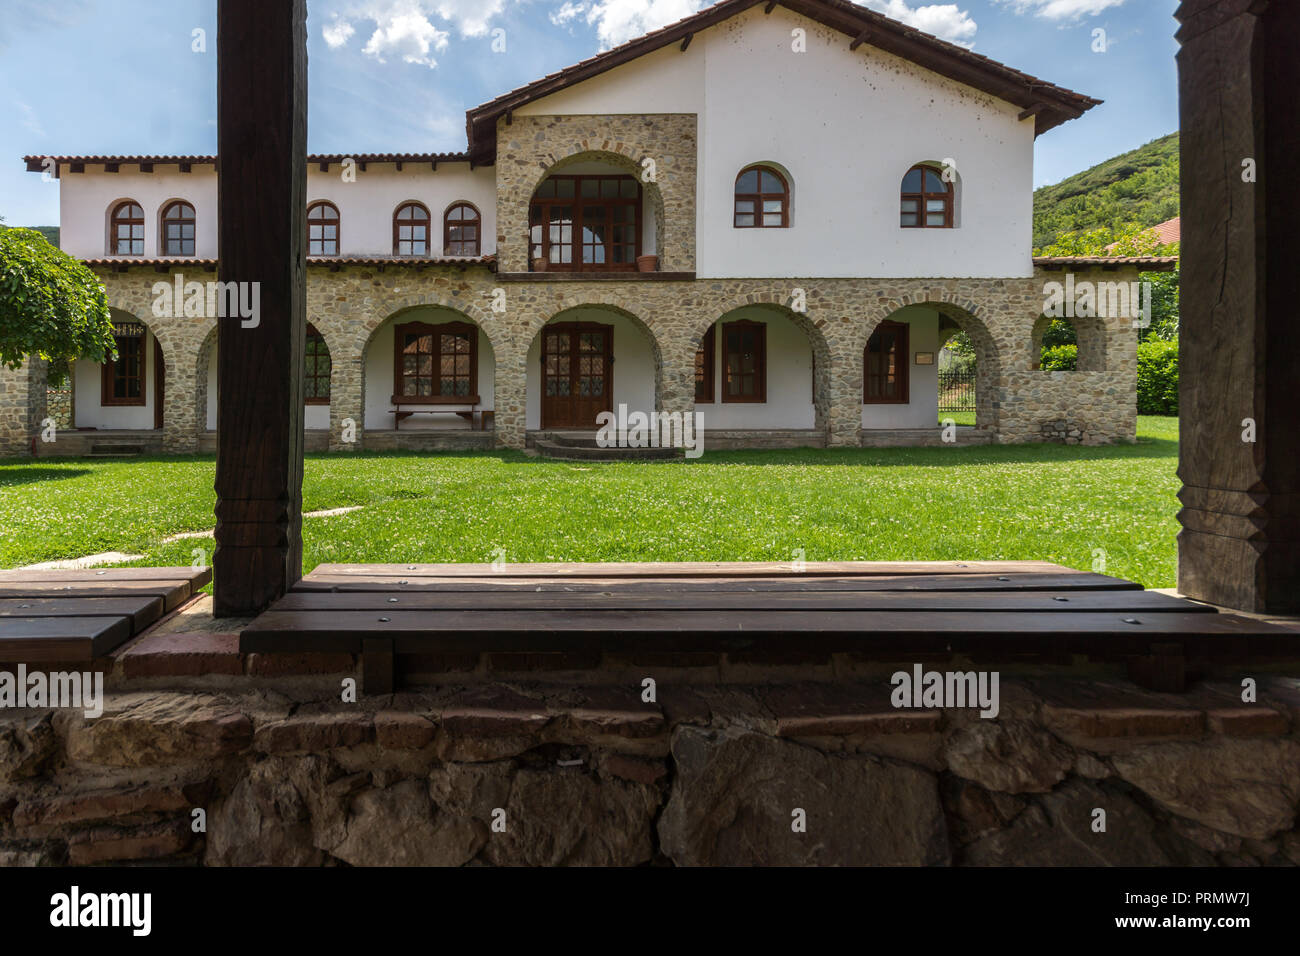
[27, 0, 1098, 280]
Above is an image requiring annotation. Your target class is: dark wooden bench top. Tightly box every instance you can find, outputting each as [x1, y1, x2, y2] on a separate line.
[0, 566, 211, 661]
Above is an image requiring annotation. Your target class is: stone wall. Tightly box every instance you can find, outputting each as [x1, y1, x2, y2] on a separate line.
[2, 659, 1296, 865]
[0, 359, 46, 458]
[9, 264, 1141, 457]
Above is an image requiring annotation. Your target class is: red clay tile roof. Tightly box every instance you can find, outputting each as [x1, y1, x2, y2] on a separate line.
[81, 255, 495, 269]
[465, 0, 1101, 160]
[1104, 217, 1181, 251]
[1033, 255, 1179, 271]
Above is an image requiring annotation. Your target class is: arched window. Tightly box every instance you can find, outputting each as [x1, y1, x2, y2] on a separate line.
[734, 166, 788, 228]
[900, 165, 953, 229]
[110, 201, 145, 255]
[444, 202, 481, 256]
[307, 202, 340, 256]
[161, 201, 196, 255]
[393, 202, 430, 257]
[305, 324, 331, 403]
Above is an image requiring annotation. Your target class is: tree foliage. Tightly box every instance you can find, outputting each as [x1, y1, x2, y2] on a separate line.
[0, 227, 115, 384]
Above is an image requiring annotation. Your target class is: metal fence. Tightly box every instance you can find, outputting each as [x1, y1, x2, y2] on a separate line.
[937, 367, 976, 413]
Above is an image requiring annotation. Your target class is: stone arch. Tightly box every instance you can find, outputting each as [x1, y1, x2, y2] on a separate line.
[195, 323, 219, 439]
[859, 293, 1002, 433]
[359, 302, 499, 436]
[1031, 313, 1107, 372]
[692, 294, 834, 434]
[525, 301, 666, 425]
[524, 150, 668, 269]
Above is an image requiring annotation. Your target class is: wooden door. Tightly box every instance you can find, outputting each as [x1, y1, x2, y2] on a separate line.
[541, 322, 613, 429]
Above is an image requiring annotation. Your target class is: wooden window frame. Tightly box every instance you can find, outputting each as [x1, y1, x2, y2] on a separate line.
[161, 201, 196, 256]
[695, 325, 716, 404]
[109, 200, 145, 256]
[721, 319, 767, 403]
[393, 202, 431, 258]
[900, 165, 954, 229]
[307, 201, 340, 256]
[733, 165, 789, 229]
[304, 323, 331, 404]
[443, 202, 481, 256]
[863, 320, 910, 404]
[391, 320, 479, 404]
[101, 322, 148, 407]
[528, 174, 642, 272]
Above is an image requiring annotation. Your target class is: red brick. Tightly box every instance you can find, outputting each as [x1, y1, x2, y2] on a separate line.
[253, 713, 374, 752]
[564, 688, 664, 739]
[764, 682, 938, 737]
[1035, 680, 1205, 739]
[440, 686, 550, 736]
[67, 821, 190, 865]
[374, 712, 436, 749]
[1205, 707, 1290, 736]
[777, 711, 942, 736]
[119, 632, 242, 678]
[246, 652, 355, 676]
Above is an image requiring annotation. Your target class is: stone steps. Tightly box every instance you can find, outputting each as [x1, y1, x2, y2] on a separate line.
[534, 439, 681, 462]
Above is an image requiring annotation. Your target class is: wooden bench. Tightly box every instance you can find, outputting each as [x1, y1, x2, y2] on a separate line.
[390, 394, 485, 430]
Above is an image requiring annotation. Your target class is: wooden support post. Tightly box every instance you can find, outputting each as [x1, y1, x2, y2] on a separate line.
[213, 0, 308, 616]
[1175, 0, 1300, 613]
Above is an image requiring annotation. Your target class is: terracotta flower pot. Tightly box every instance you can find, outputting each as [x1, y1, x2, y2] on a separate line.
[636, 254, 659, 273]
[532, 257, 549, 273]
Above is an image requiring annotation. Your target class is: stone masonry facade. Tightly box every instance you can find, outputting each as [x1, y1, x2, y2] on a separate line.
[0, 263, 1141, 457]
[2, 646, 1297, 865]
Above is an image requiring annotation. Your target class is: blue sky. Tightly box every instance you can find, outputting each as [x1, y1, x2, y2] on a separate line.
[0, 0, 1179, 227]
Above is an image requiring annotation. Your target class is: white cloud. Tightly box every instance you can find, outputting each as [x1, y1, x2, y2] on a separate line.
[863, 1, 978, 47]
[0, 0, 90, 52]
[321, 0, 506, 67]
[994, 0, 1127, 20]
[551, 0, 704, 50]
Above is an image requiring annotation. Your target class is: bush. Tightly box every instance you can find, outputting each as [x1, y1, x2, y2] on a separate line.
[1040, 344, 1077, 371]
[1137, 338, 1179, 415]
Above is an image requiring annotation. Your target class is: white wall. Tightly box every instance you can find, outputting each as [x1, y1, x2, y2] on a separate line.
[58, 165, 218, 259]
[525, 309, 655, 430]
[696, 308, 815, 430]
[54, 161, 495, 260]
[860, 306, 940, 429]
[72, 328, 157, 430]
[365, 309, 496, 431]
[515, 5, 1036, 279]
[205, 351, 330, 430]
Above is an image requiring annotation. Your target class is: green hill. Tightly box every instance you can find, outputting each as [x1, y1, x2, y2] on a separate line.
[1033, 132, 1179, 249]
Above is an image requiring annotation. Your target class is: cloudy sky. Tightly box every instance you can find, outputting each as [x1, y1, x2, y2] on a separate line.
[0, 0, 1178, 227]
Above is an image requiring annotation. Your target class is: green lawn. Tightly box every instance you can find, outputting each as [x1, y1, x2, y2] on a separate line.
[0, 416, 1181, 588]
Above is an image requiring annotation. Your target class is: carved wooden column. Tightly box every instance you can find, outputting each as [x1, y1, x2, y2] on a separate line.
[1175, 0, 1300, 612]
[213, 0, 308, 615]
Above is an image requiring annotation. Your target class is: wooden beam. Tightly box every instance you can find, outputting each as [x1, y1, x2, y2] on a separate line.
[681, 33, 692, 51]
[213, 0, 308, 616]
[179, 162, 192, 173]
[764, 1, 777, 11]
[1018, 103, 1048, 122]
[104, 163, 119, 173]
[140, 162, 154, 173]
[849, 29, 870, 50]
[1175, 0, 1300, 613]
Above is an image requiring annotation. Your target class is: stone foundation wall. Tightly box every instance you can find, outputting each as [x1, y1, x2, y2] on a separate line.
[2, 665, 1296, 866]
[4, 264, 1141, 458]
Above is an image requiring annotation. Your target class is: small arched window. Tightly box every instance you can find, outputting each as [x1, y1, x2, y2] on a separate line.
[307, 202, 340, 256]
[900, 165, 953, 229]
[305, 323, 332, 403]
[444, 202, 481, 256]
[734, 166, 788, 228]
[161, 201, 196, 255]
[110, 201, 145, 255]
[393, 202, 430, 257]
